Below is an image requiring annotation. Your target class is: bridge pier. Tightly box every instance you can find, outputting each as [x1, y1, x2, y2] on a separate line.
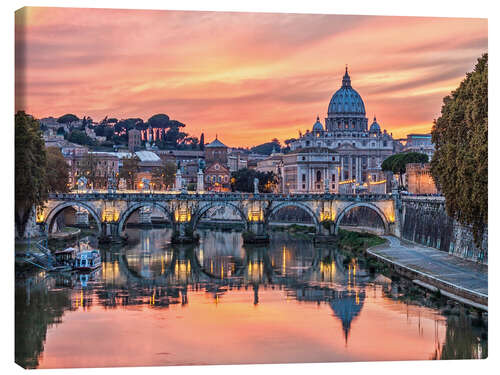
[314, 220, 338, 243]
[171, 221, 199, 244]
[243, 221, 270, 244]
[99, 222, 125, 244]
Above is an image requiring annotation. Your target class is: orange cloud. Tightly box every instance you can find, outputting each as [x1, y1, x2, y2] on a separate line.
[15, 7, 487, 147]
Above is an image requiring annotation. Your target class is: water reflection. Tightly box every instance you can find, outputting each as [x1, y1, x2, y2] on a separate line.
[15, 228, 487, 368]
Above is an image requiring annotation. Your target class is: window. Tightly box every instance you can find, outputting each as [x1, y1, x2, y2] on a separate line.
[316, 170, 321, 182]
[302, 156, 306, 161]
[302, 174, 306, 182]
[332, 174, 336, 182]
[383, 141, 387, 147]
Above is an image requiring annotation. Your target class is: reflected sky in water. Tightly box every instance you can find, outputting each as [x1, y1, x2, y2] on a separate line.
[15, 229, 486, 368]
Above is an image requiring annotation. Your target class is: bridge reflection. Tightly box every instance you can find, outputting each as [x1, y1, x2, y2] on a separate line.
[65, 230, 368, 344]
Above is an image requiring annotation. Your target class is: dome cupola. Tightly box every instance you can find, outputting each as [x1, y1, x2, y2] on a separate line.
[369, 116, 381, 133]
[312, 116, 324, 132]
[327, 67, 366, 116]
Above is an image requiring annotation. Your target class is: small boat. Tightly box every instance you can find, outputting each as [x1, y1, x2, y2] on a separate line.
[54, 247, 78, 267]
[74, 249, 102, 271]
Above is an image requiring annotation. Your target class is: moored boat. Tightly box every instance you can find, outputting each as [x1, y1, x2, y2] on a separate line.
[74, 249, 102, 271]
[54, 247, 78, 268]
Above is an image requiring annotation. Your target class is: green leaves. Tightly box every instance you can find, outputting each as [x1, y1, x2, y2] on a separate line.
[46, 147, 70, 193]
[430, 54, 488, 246]
[382, 152, 428, 175]
[15, 111, 48, 237]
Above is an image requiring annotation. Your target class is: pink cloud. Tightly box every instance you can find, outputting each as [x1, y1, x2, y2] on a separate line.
[15, 7, 487, 146]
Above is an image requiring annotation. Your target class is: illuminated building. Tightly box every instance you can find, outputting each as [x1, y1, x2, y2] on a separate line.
[282, 68, 401, 194]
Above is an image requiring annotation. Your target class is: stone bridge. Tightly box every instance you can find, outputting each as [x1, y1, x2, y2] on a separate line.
[36, 191, 399, 243]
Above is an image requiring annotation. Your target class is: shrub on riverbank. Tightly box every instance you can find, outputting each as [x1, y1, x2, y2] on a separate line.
[337, 229, 385, 254]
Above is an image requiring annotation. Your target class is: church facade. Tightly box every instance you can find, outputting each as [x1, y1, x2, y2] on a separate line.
[282, 68, 401, 194]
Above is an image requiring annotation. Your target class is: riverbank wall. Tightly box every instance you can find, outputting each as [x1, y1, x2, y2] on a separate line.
[400, 196, 487, 264]
[366, 242, 487, 311]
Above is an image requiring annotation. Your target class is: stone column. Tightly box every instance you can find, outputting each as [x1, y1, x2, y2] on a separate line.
[197, 169, 204, 192]
[340, 156, 344, 181]
[175, 169, 182, 190]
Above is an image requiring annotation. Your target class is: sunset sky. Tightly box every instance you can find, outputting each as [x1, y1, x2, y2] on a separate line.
[15, 7, 487, 147]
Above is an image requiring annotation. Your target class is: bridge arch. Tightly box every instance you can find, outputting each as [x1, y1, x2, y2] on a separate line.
[191, 201, 249, 231]
[334, 202, 389, 235]
[265, 201, 321, 233]
[117, 202, 173, 235]
[45, 201, 102, 235]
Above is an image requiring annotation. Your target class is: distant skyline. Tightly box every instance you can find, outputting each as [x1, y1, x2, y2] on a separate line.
[15, 7, 487, 147]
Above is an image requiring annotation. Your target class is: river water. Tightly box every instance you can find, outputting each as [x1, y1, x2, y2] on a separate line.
[15, 228, 487, 368]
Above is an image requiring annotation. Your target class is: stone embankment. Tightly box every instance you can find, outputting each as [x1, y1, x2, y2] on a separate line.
[366, 235, 488, 311]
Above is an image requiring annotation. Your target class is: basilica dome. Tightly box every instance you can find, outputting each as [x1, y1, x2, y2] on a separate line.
[369, 116, 381, 133]
[327, 68, 366, 116]
[312, 116, 324, 131]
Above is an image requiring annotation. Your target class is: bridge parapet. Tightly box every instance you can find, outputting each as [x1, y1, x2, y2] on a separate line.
[42, 192, 399, 244]
[47, 192, 394, 202]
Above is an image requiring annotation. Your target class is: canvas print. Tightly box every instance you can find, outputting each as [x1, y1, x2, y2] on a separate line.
[14, 7, 488, 369]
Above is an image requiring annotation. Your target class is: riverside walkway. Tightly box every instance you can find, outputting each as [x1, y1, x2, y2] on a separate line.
[367, 236, 488, 310]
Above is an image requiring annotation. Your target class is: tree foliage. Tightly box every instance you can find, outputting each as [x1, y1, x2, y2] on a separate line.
[57, 113, 79, 124]
[15, 111, 47, 238]
[163, 161, 177, 188]
[67, 130, 94, 146]
[78, 153, 98, 188]
[231, 168, 279, 193]
[118, 157, 140, 189]
[430, 53, 488, 245]
[381, 152, 428, 186]
[46, 147, 70, 193]
[250, 139, 281, 155]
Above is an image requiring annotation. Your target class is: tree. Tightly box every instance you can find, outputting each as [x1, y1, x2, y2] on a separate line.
[46, 147, 70, 193]
[78, 153, 98, 188]
[231, 168, 278, 193]
[163, 161, 177, 188]
[15, 111, 47, 238]
[151, 167, 164, 190]
[56, 126, 66, 136]
[250, 140, 281, 155]
[146, 114, 188, 148]
[430, 53, 487, 246]
[381, 152, 428, 187]
[119, 156, 140, 189]
[57, 113, 79, 124]
[200, 133, 205, 151]
[67, 130, 94, 146]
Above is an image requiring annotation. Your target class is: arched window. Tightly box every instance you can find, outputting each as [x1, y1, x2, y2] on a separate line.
[316, 170, 322, 182]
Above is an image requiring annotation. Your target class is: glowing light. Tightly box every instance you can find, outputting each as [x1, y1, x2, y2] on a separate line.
[35, 207, 45, 223]
[248, 210, 263, 222]
[320, 210, 336, 221]
[369, 179, 387, 185]
[174, 208, 191, 222]
[102, 209, 119, 222]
